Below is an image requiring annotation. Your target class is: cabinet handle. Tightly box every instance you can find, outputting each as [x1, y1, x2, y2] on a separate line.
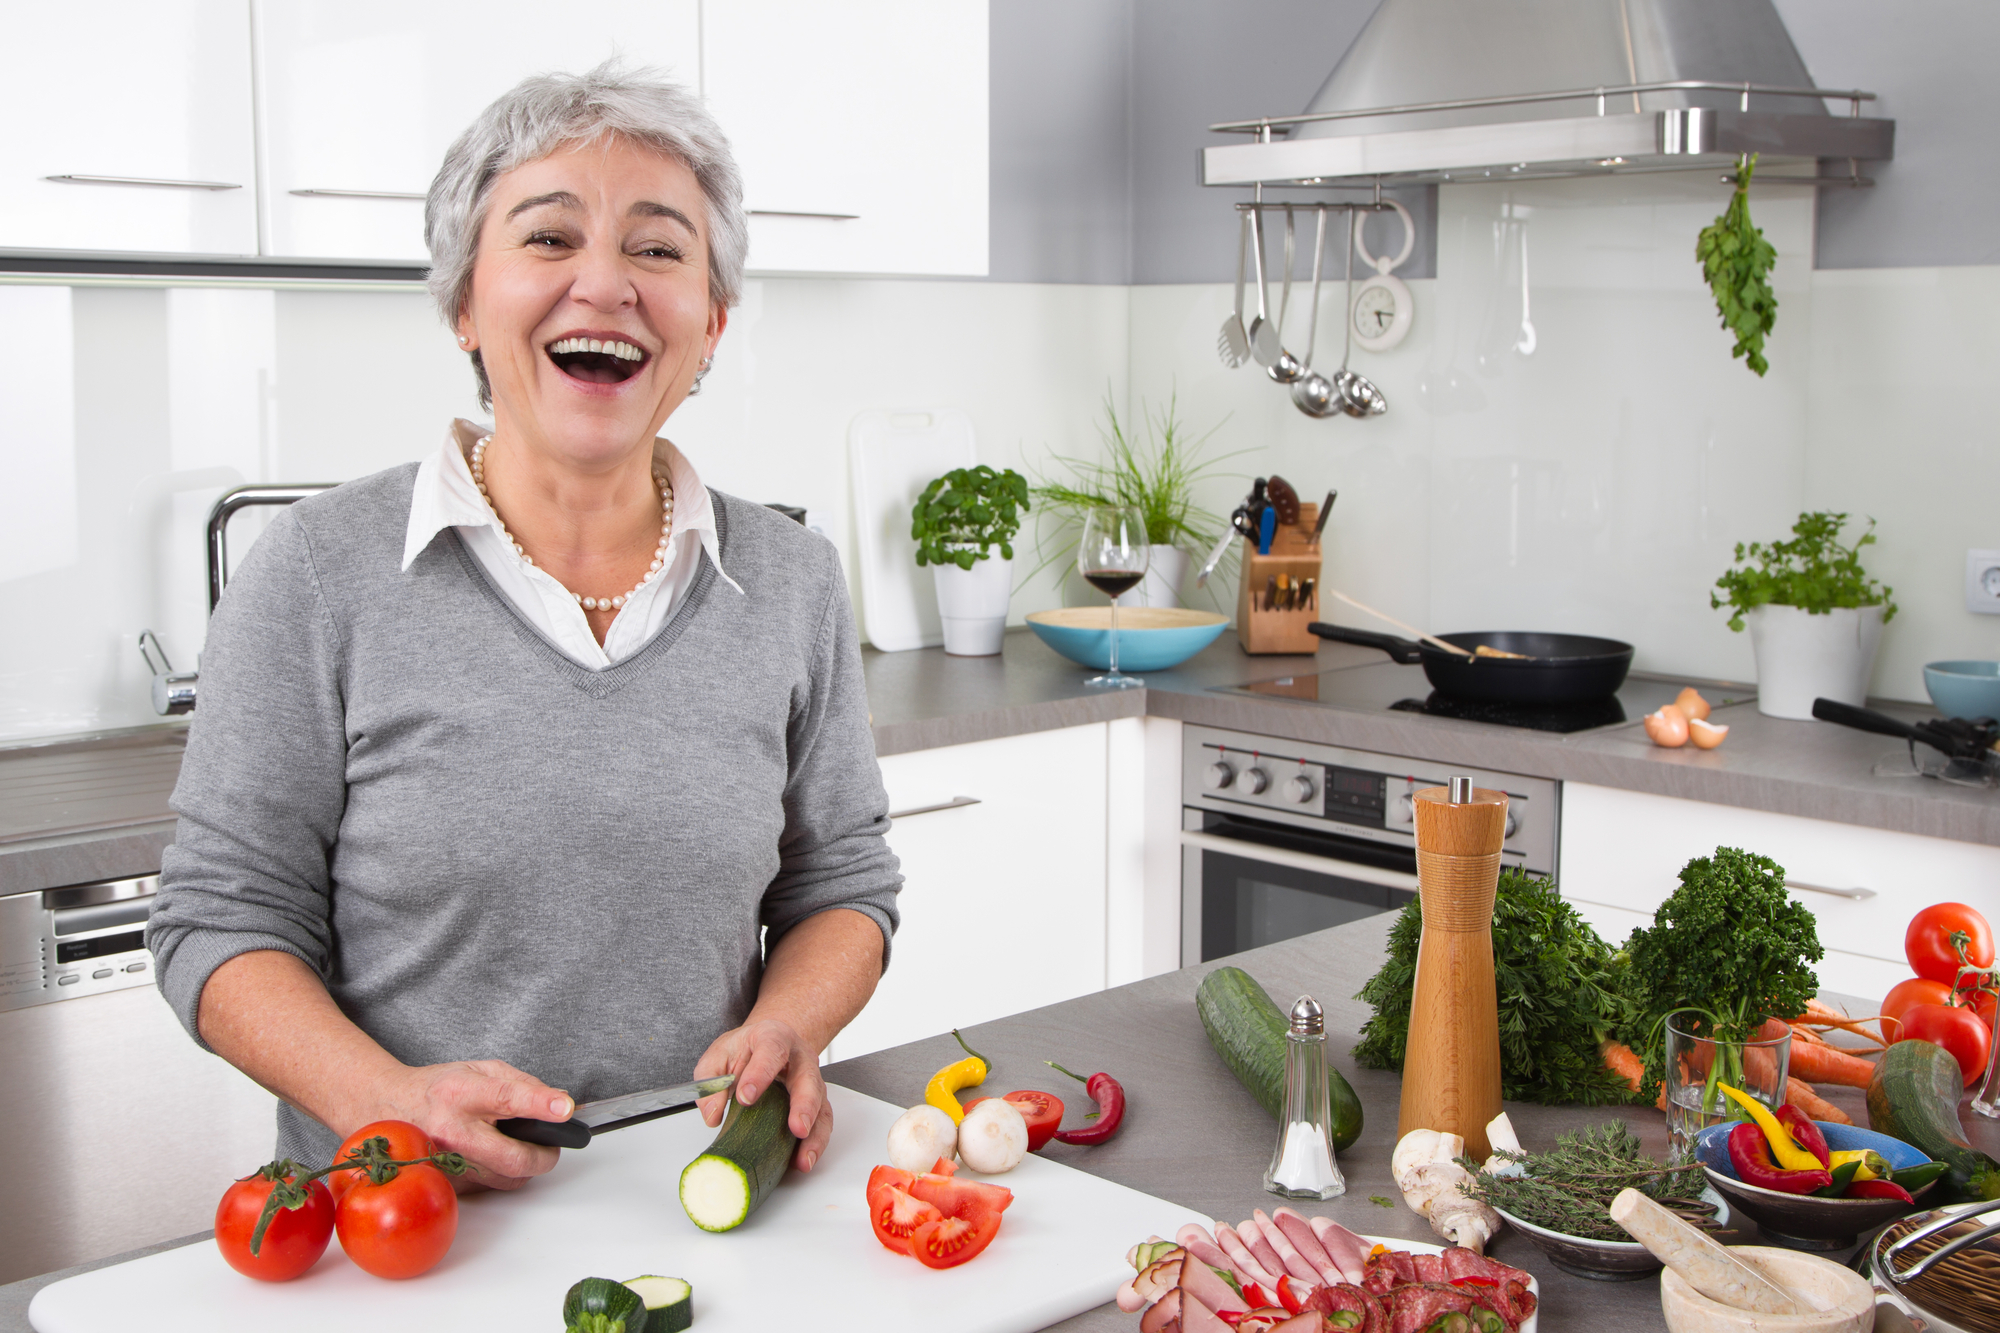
[1179, 830, 1421, 892]
[289, 188, 427, 201]
[887, 795, 980, 821]
[1785, 879, 1877, 902]
[45, 174, 241, 191]
[749, 209, 860, 220]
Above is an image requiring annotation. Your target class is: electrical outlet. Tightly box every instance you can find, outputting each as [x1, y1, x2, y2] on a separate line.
[1967, 549, 2000, 614]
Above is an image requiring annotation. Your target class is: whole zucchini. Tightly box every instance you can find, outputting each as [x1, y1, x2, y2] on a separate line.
[1198, 965, 1363, 1152]
[1867, 1039, 2000, 1202]
[679, 1081, 799, 1232]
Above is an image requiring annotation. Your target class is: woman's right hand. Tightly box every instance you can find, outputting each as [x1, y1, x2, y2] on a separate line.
[377, 1058, 575, 1192]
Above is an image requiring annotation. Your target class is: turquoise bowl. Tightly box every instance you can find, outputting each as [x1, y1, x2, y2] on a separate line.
[1025, 607, 1229, 672]
[1924, 660, 2000, 719]
[1695, 1120, 1935, 1249]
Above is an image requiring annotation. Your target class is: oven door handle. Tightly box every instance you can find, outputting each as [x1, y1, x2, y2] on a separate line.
[1178, 830, 1421, 892]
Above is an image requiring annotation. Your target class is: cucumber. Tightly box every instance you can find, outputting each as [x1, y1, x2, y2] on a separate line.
[678, 1081, 798, 1232]
[1197, 965, 1363, 1152]
[1866, 1039, 2000, 1202]
[622, 1276, 692, 1333]
[563, 1276, 648, 1333]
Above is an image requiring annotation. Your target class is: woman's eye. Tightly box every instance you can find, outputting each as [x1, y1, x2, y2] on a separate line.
[634, 243, 684, 261]
[526, 231, 571, 250]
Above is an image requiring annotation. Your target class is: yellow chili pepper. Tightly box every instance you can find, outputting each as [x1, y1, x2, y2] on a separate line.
[925, 1028, 989, 1124]
[1828, 1149, 1887, 1182]
[1716, 1082, 1823, 1172]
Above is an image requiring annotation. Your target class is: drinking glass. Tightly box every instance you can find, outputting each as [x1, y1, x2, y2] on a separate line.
[1078, 504, 1150, 690]
[1663, 1014, 1791, 1164]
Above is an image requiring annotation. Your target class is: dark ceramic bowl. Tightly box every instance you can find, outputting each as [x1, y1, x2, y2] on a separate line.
[1696, 1120, 1937, 1251]
[1490, 1204, 1663, 1281]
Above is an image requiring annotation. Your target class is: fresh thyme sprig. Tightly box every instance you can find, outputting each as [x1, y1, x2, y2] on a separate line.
[1458, 1122, 1715, 1243]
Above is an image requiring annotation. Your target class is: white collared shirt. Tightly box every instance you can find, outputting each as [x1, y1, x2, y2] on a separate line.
[402, 420, 741, 669]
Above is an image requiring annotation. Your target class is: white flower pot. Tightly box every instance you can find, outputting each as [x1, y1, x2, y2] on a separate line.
[1746, 603, 1886, 720]
[1115, 545, 1189, 610]
[932, 555, 1013, 656]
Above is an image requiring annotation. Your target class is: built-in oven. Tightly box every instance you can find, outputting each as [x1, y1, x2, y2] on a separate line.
[1180, 724, 1560, 965]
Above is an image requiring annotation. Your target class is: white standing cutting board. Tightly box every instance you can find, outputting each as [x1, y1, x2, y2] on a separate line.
[30, 1085, 1203, 1333]
[849, 409, 978, 651]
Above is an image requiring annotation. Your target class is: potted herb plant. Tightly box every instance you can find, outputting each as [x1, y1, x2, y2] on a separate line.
[1712, 511, 1897, 719]
[911, 464, 1030, 656]
[1032, 393, 1240, 609]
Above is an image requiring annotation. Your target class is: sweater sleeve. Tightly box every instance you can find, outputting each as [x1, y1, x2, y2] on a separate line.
[759, 541, 902, 966]
[146, 507, 350, 1050]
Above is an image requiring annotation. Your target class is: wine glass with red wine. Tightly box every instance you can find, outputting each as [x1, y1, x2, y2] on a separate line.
[1077, 504, 1151, 689]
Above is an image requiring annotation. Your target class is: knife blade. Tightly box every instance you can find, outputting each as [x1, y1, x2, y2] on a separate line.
[1194, 526, 1237, 588]
[496, 1073, 737, 1149]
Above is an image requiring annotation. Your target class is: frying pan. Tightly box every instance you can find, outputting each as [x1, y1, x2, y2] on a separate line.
[1308, 623, 1635, 705]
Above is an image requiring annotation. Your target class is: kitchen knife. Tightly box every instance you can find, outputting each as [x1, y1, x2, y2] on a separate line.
[1194, 526, 1236, 588]
[1309, 490, 1337, 546]
[496, 1073, 737, 1149]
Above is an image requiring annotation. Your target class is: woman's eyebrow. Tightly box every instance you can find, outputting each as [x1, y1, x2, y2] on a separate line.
[629, 201, 696, 233]
[506, 190, 582, 221]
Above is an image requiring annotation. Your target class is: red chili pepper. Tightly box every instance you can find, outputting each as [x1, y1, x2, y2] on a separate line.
[1452, 1277, 1499, 1288]
[1242, 1283, 1273, 1308]
[1045, 1060, 1126, 1145]
[1843, 1178, 1915, 1204]
[1277, 1279, 1305, 1315]
[1216, 1312, 1244, 1327]
[1775, 1105, 1831, 1167]
[1727, 1122, 1831, 1194]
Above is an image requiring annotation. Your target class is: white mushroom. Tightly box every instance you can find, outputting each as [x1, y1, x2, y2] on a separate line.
[1392, 1126, 1501, 1254]
[1481, 1112, 1526, 1178]
[886, 1104, 957, 1173]
[955, 1096, 1029, 1173]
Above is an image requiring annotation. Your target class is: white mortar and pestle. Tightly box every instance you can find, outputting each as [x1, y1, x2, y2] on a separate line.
[1609, 1189, 1876, 1333]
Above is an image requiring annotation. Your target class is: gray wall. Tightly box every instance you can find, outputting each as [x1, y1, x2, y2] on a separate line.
[988, 0, 1993, 284]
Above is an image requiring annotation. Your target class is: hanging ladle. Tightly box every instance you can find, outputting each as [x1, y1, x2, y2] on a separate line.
[1291, 208, 1339, 417]
[1333, 211, 1388, 418]
[1266, 205, 1304, 384]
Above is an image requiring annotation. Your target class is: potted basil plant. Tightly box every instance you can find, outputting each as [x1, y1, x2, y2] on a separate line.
[1712, 511, 1896, 719]
[911, 465, 1030, 656]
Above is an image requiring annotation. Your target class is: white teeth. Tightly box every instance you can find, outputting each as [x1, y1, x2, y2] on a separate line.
[547, 337, 644, 361]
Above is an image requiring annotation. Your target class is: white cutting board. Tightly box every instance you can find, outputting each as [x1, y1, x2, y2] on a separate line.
[849, 409, 978, 651]
[30, 1085, 1203, 1333]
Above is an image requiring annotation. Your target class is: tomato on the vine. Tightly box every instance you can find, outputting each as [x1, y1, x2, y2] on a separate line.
[328, 1120, 435, 1204]
[1901, 1003, 1993, 1087]
[335, 1158, 458, 1279]
[1906, 903, 1996, 987]
[215, 1170, 334, 1282]
[962, 1090, 1065, 1151]
[1883, 977, 1956, 1040]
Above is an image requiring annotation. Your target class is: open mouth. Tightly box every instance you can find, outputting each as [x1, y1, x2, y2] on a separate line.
[546, 335, 648, 385]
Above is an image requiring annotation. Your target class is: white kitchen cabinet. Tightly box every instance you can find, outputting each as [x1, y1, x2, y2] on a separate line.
[253, 1, 700, 263]
[0, 1, 258, 257]
[703, 0, 988, 276]
[826, 724, 1111, 1062]
[1559, 781, 2000, 999]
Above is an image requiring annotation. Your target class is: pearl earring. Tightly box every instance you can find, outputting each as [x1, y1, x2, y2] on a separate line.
[688, 355, 713, 396]
[458, 336, 469, 345]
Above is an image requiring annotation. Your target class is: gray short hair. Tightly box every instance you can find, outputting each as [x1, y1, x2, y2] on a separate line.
[425, 61, 747, 408]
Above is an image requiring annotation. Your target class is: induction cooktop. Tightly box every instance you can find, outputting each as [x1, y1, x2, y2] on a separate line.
[1215, 662, 1753, 735]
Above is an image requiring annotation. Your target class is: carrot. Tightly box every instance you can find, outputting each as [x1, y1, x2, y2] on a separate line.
[1601, 1039, 1645, 1093]
[1786, 1076, 1853, 1125]
[1785, 1038, 1880, 1089]
[1789, 1022, 1828, 1045]
[1751, 1016, 1792, 1043]
[1795, 999, 1887, 1044]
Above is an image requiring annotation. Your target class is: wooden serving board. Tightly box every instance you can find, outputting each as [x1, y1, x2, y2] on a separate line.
[30, 1085, 1203, 1333]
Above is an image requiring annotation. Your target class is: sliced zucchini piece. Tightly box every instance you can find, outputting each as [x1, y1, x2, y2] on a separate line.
[563, 1276, 648, 1333]
[623, 1276, 693, 1333]
[678, 1081, 797, 1232]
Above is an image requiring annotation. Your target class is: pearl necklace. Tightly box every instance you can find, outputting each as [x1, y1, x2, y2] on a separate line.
[471, 435, 674, 613]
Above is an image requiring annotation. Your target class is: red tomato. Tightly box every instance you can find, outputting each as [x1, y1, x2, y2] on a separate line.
[867, 1164, 916, 1196]
[335, 1159, 458, 1279]
[908, 1170, 1014, 1224]
[1900, 1006, 1993, 1087]
[908, 1211, 1001, 1268]
[867, 1183, 942, 1255]
[215, 1171, 334, 1282]
[327, 1120, 435, 1204]
[1882, 978, 1957, 1040]
[1906, 903, 1996, 987]
[963, 1091, 1066, 1152]
[1960, 984, 1999, 1031]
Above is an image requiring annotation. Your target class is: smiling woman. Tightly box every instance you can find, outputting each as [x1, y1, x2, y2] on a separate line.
[145, 64, 901, 1199]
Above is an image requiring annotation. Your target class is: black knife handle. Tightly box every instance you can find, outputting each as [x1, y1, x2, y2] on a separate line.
[1811, 697, 1919, 741]
[495, 1116, 592, 1149]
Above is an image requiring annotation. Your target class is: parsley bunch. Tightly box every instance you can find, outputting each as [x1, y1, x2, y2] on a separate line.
[911, 465, 1031, 570]
[1711, 510, 1896, 632]
[1697, 153, 1779, 376]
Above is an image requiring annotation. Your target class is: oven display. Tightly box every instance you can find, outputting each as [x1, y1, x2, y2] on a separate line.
[1324, 766, 1386, 826]
[55, 931, 145, 965]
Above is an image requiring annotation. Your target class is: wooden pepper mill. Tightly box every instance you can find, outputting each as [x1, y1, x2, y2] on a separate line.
[1397, 775, 1508, 1161]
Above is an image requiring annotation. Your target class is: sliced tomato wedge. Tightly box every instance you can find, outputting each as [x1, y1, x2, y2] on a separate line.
[963, 1091, 1066, 1152]
[909, 1171, 1014, 1222]
[908, 1211, 1001, 1269]
[868, 1165, 917, 1196]
[867, 1183, 942, 1256]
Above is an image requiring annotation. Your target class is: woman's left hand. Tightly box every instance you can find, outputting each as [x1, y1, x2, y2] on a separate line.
[693, 1018, 832, 1172]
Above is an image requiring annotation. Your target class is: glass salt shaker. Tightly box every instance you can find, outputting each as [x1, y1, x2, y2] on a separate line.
[1264, 994, 1346, 1199]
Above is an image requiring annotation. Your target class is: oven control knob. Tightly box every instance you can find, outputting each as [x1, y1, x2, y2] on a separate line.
[1204, 761, 1235, 790]
[1388, 794, 1415, 827]
[1239, 766, 1270, 795]
[1505, 809, 1521, 839]
[1286, 774, 1316, 804]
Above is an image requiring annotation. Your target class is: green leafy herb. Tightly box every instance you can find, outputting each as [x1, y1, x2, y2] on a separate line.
[1353, 869, 1642, 1105]
[910, 465, 1031, 570]
[1459, 1121, 1714, 1242]
[1369, 1196, 1395, 1208]
[1711, 510, 1897, 631]
[1626, 847, 1823, 1104]
[1697, 153, 1778, 376]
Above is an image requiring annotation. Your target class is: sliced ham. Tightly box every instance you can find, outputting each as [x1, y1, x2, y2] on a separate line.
[1252, 1209, 1324, 1285]
[1176, 1228, 1254, 1291]
[1180, 1293, 1233, 1333]
[1308, 1215, 1372, 1284]
[1179, 1255, 1250, 1315]
[1238, 1217, 1289, 1279]
[1270, 1316, 1322, 1333]
[1213, 1223, 1285, 1291]
[1271, 1207, 1345, 1287]
[1139, 1289, 1182, 1333]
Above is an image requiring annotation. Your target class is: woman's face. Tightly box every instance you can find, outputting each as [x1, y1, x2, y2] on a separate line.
[458, 135, 726, 466]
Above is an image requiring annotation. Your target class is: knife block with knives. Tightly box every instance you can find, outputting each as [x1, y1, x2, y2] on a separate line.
[1237, 500, 1322, 654]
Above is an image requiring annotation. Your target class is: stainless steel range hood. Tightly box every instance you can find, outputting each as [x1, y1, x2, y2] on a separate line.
[1202, 0, 1893, 189]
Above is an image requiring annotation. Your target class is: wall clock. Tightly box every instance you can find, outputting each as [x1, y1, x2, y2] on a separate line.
[1350, 199, 1414, 353]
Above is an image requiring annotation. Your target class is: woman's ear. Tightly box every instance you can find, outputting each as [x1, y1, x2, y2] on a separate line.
[705, 301, 729, 358]
[455, 305, 477, 351]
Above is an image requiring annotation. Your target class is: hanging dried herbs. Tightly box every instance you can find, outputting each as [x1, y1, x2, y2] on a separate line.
[1696, 153, 1779, 377]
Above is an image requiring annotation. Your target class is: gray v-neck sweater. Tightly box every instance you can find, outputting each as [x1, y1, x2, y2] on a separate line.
[147, 463, 900, 1166]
